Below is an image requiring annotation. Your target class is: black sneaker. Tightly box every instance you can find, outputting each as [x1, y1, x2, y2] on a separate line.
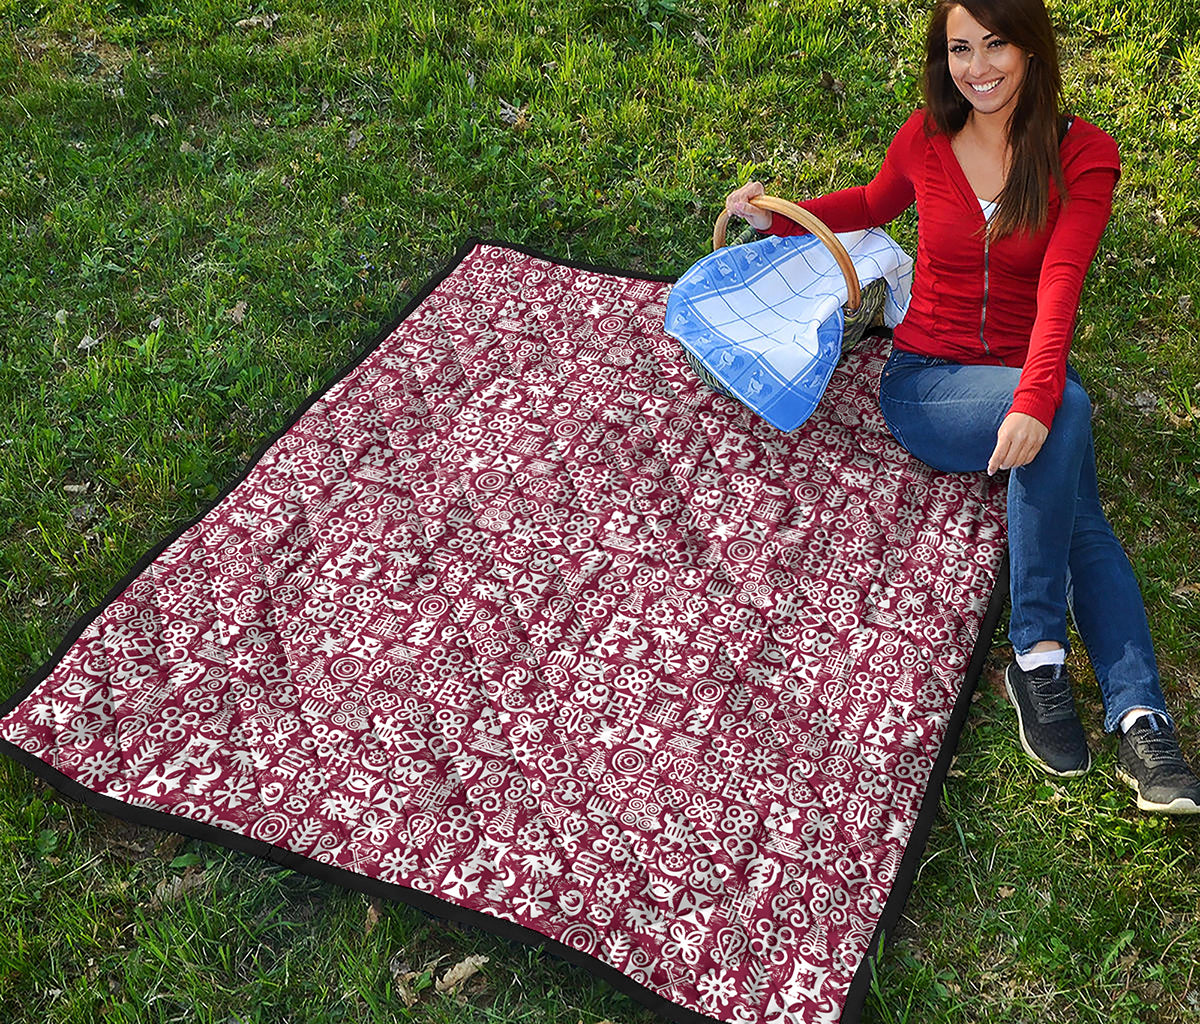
[1116, 716, 1200, 815]
[1004, 662, 1092, 777]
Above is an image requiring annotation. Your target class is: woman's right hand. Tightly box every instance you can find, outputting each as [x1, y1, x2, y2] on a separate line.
[725, 180, 773, 232]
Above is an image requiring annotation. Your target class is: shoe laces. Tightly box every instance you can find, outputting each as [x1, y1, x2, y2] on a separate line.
[1132, 723, 1188, 770]
[1029, 668, 1075, 720]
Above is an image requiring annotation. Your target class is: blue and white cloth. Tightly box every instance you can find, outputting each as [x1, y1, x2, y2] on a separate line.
[665, 228, 914, 432]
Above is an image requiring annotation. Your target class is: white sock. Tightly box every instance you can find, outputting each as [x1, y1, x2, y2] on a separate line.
[1016, 648, 1066, 672]
[1120, 709, 1163, 733]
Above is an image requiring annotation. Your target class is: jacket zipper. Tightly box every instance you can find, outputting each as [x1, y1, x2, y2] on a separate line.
[979, 227, 991, 357]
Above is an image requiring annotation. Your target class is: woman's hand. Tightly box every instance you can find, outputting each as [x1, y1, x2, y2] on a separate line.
[988, 412, 1049, 475]
[725, 180, 773, 232]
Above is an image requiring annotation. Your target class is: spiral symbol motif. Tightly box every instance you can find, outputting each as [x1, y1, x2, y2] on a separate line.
[558, 923, 599, 952]
[595, 315, 625, 335]
[417, 594, 449, 619]
[726, 538, 757, 563]
[795, 481, 822, 504]
[612, 748, 646, 775]
[249, 812, 291, 844]
[692, 679, 723, 704]
[330, 657, 363, 681]
[475, 470, 507, 492]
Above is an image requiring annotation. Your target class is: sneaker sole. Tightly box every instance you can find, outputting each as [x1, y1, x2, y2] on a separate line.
[1004, 667, 1092, 778]
[1115, 765, 1200, 815]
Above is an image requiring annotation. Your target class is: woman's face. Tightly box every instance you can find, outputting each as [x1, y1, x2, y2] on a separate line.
[945, 5, 1030, 121]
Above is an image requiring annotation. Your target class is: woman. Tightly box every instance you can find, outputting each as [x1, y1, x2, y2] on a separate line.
[725, 0, 1199, 814]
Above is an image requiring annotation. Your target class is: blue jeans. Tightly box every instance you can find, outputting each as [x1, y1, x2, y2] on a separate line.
[878, 348, 1168, 732]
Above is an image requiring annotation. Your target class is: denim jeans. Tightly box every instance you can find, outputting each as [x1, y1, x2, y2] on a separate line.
[878, 348, 1168, 732]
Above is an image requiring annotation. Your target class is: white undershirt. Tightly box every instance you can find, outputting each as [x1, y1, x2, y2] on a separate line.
[976, 119, 1073, 224]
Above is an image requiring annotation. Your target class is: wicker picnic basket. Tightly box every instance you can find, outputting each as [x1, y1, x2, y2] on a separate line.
[681, 194, 888, 400]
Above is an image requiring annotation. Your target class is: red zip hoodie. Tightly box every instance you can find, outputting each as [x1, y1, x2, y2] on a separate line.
[766, 108, 1121, 429]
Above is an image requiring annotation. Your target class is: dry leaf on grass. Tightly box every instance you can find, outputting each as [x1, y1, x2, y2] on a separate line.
[156, 833, 185, 860]
[983, 665, 1007, 698]
[388, 953, 423, 1008]
[1131, 390, 1157, 413]
[151, 866, 208, 908]
[227, 300, 248, 324]
[393, 976, 420, 1008]
[436, 954, 488, 994]
[77, 333, 100, 350]
[365, 896, 384, 935]
[818, 71, 845, 95]
[498, 98, 528, 128]
[236, 12, 279, 30]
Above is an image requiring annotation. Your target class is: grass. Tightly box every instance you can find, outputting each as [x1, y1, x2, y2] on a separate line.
[1, 0, 1199, 1021]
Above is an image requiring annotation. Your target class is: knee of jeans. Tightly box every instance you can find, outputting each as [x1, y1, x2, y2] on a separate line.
[1050, 381, 1092, 443]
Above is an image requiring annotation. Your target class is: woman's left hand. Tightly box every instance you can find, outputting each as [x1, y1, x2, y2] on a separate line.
[987, 412, 1049, 475]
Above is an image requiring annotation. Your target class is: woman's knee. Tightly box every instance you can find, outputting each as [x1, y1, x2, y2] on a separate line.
[1022, 381, 1092, 474]
[1048, 380, 1092, 445]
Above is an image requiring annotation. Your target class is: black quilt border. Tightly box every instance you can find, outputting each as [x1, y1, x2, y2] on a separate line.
[0, 237, 1005, 1024]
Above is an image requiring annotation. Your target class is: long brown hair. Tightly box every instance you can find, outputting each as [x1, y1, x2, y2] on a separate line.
[922, 0, 1069, 239]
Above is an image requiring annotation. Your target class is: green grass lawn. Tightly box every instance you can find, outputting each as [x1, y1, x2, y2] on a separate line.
[2, 0, 1199, 1021]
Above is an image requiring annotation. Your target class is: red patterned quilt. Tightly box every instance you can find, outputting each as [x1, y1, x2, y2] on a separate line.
[0, 241, 1007, 1024]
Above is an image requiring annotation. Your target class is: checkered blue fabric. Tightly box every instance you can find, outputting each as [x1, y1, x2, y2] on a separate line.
[665, 228, 914, 432]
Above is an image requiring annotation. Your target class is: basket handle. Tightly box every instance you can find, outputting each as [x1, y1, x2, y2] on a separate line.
[713, 195, 862, 312]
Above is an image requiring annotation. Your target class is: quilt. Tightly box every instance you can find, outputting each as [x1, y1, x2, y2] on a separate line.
[0, 241, 1008, 1024]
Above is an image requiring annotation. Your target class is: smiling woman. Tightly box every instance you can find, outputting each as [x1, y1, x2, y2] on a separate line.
[725, 0, 1200, 816]
[947, 14, 1030, 113]
[943, 13, 1031, 203]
